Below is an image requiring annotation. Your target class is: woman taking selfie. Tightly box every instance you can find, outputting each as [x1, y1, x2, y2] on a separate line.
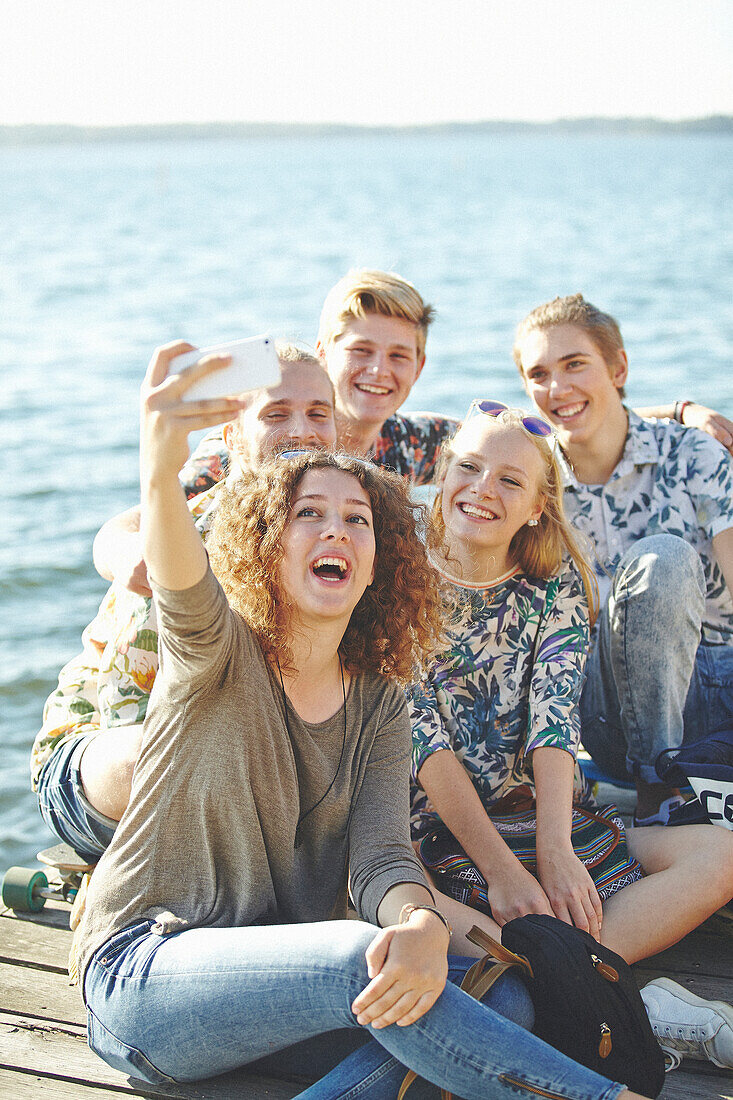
[74, 350, 647, 1100]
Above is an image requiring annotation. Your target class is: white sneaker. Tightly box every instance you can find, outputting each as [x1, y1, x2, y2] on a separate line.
[641, 977, 733, 1070]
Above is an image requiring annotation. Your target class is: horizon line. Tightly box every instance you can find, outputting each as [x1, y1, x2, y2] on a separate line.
[1, 114, 731, 145]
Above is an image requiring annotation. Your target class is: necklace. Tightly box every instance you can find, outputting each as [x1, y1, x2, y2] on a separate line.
[428, 551, 520, 591]
[276, 654, 347, 849]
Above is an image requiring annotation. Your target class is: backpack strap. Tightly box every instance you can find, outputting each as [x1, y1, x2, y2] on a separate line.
[466, 924, 534, 978]
[397, 1071, 452, 1100]
[397, 925, 533, 1100]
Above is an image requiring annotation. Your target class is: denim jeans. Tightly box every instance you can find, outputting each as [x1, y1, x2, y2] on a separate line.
[581, 533, 733, 784]
[83, 919, 624, 1100]
[36, 732, 117, 861]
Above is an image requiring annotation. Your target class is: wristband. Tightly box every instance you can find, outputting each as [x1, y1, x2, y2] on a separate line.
[674, 400, 693, 424]
[399, 903, 453, 939]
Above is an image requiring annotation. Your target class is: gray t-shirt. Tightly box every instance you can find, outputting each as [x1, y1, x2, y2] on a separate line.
[76, 566, 427, 989]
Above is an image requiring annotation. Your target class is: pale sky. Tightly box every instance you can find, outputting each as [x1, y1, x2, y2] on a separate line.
[1, 0, 731, 127]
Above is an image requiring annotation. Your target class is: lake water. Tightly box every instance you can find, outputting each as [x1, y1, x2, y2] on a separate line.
[1, 131, 731, 872]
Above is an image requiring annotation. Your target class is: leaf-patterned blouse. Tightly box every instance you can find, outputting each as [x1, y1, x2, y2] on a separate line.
[409, 561, 591, 837]
[559, 411, 733, 646]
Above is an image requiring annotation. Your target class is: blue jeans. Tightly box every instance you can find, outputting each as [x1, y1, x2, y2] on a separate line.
[83, 919, 624, 1100]
[581, 534, 733, 784]
[36, 733, 117, 861]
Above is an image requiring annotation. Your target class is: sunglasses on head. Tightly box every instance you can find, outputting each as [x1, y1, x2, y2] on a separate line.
[464, 399, 552, 438]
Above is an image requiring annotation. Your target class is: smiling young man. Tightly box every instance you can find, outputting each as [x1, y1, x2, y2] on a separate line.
[514, 294, 733, 826]
[179, 270, 457, 496]
[313, 270, 456, 476]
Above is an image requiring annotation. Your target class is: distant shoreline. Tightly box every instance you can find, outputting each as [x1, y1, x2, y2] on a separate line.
[1, 116, 731, 146]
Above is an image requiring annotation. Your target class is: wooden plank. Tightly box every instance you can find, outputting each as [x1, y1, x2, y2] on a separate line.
[0, 1065, 131, 1098]
[0, 912, 73, 972]
[638, 930, 732, 977]
[1, 961, 86, 1025]
[660, 1066, 733, 1100]
[0, 1015, 304, 1099]
[2, 899, 73, 931]
[633, 968, 733, 1004]
[2, 907, 731, 1098]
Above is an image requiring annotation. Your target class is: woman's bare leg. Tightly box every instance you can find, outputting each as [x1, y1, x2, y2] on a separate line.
[427, 881, 503, 956]
[600, 824, 733, 963]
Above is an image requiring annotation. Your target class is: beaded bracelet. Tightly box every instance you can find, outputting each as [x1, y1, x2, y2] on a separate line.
[674, 400, 693, 424]
[399, 903, 453, 939]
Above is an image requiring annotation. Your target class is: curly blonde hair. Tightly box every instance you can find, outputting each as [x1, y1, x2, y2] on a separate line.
[206, 452, 446, 683]
[428, 411, 598, 624]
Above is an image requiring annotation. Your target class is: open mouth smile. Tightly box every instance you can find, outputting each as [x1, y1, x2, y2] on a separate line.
[458, 502, 498, 521]
[552, 400, 588, 420]
[310, 555, 351, 582]
[355, 382, 392, 396]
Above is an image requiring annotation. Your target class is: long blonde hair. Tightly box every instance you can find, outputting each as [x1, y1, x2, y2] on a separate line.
[429, 410, 598, 623]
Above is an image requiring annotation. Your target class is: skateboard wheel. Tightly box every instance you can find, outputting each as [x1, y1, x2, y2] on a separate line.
[2, 867, 48, 912]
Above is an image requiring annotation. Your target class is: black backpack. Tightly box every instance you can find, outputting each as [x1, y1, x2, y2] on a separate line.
[398, 915, 666, 1100]
[487, 915, 665, 1097]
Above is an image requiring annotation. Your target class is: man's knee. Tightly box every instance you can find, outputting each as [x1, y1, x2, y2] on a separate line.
[614, 534, 705, 617]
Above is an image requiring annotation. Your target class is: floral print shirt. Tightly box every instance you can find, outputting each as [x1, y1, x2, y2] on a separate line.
[180, 411, 458, 492]
[558, 411, 733, 646]
[409, 562, 591, 837]
[30, 486, 221, 788]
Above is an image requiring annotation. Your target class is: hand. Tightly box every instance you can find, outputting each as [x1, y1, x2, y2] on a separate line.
[351, 910, 449, 1029]
[537, 847, 603, 940]
[484, 862, 555, 926]
[682, 404, 733, 456]
[140, 342, 246, 484]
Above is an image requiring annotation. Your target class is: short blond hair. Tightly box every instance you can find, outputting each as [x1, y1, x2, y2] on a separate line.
[274, 340, 325, 370]
[318, 269, 435, 360]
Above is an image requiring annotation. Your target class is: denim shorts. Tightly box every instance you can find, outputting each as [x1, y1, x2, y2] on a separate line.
[36, 732, 117, 861]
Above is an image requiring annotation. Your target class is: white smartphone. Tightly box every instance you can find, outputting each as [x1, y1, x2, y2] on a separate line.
[171, 335, 281, 401]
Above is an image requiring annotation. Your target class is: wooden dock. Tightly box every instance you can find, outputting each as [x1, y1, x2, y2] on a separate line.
[1, 896, 731, 1100]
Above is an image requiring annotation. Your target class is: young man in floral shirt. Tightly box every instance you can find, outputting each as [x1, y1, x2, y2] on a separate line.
[515, 294, 733, 827]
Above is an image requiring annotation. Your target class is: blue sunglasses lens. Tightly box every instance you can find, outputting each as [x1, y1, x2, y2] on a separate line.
[522, 416, 552, 437]
[472, 400, 552, 438]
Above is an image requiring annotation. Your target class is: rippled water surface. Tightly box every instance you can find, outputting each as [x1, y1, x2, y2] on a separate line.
[1, 131, 731, 870]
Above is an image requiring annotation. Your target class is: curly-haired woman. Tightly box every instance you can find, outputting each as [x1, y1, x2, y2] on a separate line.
[74, 347, 648, 1100]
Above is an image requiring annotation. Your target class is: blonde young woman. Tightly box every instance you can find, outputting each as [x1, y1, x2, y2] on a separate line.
[409, 404, 733, 976]
[73, 351, 650, 1100]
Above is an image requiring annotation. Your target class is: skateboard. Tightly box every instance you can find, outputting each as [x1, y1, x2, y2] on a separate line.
[3, 842, 95, 917]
